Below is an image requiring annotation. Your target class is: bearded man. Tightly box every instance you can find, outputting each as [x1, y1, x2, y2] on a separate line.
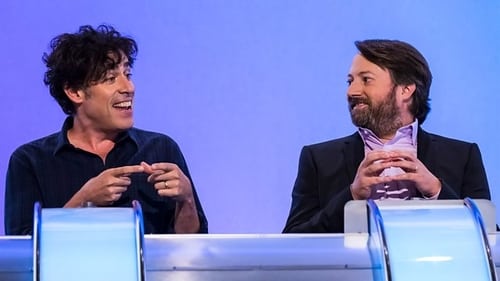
[283, 39, 491, 233]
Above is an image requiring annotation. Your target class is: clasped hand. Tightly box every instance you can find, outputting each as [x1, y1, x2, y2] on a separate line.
[350, 149, 441, 200]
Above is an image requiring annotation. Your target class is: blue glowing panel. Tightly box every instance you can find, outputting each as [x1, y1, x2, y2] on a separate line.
[368, 208, 386, 281]
[379, 205, 491, 281]
[39, 208, 139, 281]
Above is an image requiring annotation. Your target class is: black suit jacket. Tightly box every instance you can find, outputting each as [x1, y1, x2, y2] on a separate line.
[283, 128, 491, 233]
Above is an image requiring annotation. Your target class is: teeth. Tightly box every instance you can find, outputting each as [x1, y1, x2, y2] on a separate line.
[352, 103, 366, 110]
[114, 101, 132, 108]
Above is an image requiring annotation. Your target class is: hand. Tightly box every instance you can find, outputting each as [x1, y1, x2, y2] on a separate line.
[141, 161, 194, 202]
[385, 150, 441, 198]
[74, 165, 144, 206]
[351, 150, 399, 200]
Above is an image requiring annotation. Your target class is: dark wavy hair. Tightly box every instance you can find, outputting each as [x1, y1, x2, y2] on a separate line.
[355, 39, 432, 124]
[43, 24, 138, 115]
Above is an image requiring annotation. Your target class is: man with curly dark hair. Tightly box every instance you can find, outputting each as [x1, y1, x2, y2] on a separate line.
[4, 24, 208, 235]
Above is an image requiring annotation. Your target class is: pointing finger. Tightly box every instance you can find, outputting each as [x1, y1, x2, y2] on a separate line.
[111, 165, 145, 176]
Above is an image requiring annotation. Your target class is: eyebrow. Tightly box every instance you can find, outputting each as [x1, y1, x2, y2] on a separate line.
[347, 71, 374, 78]
[357, 71, 374, 76]
[115, 60, 131, 72]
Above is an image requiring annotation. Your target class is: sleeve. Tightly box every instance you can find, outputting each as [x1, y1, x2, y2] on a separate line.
[283, 146, 352, 233]
[4, 148, 42, 235]
[438, 143, 490, 200]
[170, 142, 208, 234]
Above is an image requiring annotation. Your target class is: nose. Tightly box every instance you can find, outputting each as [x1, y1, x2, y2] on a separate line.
[347, 80, 362, 98]
[118, 74, 134, 95]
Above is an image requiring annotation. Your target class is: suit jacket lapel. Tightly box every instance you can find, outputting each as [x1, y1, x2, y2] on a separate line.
[343, 132, 364, 181]
[417, 128, 436, 172]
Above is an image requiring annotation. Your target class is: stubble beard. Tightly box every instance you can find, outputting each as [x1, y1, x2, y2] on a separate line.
[349, 87, 403, 137]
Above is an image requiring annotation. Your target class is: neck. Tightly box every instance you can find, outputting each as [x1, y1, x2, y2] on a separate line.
[375, 117, 416, 143]
[378, 135, 394, 143]
[67, 116, 120, 160]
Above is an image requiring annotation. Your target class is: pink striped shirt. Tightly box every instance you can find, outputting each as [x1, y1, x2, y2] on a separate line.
[358, 120, 418, 200]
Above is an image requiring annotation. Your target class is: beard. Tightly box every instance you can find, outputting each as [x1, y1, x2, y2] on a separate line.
[348, 86, 403, 137]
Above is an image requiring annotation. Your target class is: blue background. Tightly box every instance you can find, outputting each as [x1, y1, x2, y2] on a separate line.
[1, 0, 499, 235]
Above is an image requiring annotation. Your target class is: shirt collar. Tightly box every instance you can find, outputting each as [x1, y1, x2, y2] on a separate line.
[53, 116, 138, 155]
[357, 119, 419, 149]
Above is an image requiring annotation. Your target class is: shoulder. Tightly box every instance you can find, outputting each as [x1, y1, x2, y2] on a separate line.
[420, 129, 477, 148]
[418, 129, 483, 162]
[11, 132, 60, 158]
[127, 127, 184, 156]
[304, 133, 360, 153]
[128, 127, 179, 146]
[295, 133, 360, 170]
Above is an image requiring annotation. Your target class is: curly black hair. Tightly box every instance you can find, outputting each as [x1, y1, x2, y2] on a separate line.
[355, 39, 432, 124]
[43, 24, 138, 115]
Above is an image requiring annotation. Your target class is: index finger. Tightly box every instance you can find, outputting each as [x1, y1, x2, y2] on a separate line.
[364, 150, 392, 164]
[151, 162, 179, 172]
[387, 149, 417, 160]
[110, 165, 145, 176]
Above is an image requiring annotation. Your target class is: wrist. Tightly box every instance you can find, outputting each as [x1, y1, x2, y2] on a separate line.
[423, 179, 441, 199]
[74, 189, 91, 207]
[350, 184, 361, 200]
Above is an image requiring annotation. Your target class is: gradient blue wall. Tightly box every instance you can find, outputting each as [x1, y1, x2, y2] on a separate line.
[1, 1, 499, 235]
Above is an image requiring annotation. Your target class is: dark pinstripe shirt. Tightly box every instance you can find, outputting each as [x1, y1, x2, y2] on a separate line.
[4, 117, 208, 235]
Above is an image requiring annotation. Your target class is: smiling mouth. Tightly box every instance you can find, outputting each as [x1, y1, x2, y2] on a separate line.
[349, 101, 369, 111]
[113, 101, 132, 110]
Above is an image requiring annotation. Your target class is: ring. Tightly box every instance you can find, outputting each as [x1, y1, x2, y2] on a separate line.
[164, 181, 169, 188]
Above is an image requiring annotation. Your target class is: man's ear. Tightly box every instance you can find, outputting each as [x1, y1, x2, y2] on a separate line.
[401, 83, 416, 101]
[64, 86, 84, 104]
